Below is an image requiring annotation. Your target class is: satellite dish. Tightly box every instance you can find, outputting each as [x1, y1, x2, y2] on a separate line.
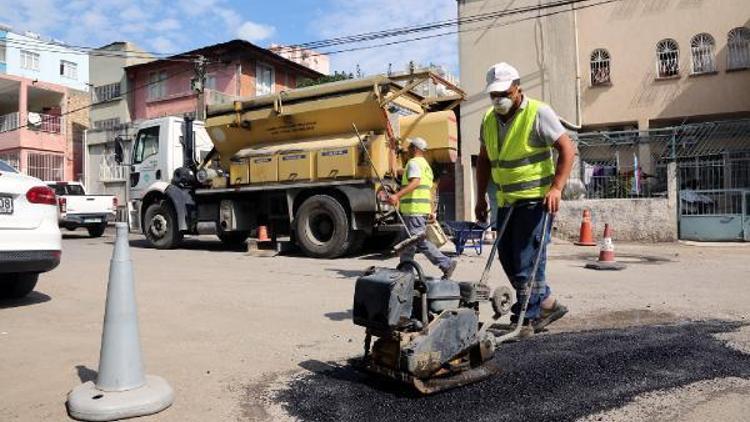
[27, 112, 42, 127]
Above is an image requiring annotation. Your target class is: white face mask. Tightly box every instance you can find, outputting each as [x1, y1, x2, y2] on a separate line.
[492, 97, 514, 115]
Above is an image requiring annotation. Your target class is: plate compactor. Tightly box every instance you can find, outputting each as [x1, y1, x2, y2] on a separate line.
[352, 209, 549, 394]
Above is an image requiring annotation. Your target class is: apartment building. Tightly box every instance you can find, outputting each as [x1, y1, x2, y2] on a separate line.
[0, 27, 89, 181]
[125, 39, 323, 121]
[269, 44, 331, 75]
[84, 42, 153, 207]
[455, 0, 750, 223]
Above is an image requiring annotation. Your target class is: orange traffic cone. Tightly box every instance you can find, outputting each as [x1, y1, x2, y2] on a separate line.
[257, 225, 271, 242]
[574, 209, 597, 246]
[585, 223, 625, 270]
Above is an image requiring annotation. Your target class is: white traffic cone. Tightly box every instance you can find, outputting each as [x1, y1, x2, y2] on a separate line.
[67, 223, 174, 421]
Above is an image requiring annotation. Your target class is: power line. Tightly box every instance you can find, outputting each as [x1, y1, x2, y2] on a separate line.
[0, 38, 195, 62]
[282, 0, 621, 62]
[288, 0, 602, 51]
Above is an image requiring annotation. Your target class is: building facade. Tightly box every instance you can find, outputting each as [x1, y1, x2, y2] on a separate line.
[84, 42, 153, 208]
[0, 27, 89, 181]
[455, 0, 750, 222]
[125, 39, 323, 121]
[269, 44, 331, 75]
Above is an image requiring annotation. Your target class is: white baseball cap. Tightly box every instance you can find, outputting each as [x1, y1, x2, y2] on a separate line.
[485, 62, 520, 93]
[408, 137, 428, 151]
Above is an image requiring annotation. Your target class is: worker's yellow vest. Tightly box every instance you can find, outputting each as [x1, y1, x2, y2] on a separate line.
[482, 99, 555, 206]
[400, 157, 433, 215]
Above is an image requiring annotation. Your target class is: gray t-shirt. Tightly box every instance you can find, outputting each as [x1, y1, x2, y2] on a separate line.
[479, 96, 566, 149]
[405, 160, 422, 179]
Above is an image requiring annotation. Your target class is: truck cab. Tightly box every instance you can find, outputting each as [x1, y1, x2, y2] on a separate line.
[126, 116, 213, 233]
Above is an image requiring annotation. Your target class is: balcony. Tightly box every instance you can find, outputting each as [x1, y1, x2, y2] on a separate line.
[99, 164, 128, 182]
[0, 112, 20, 133]
[28, 113, 62, 134]
[205, 89, 239, 106]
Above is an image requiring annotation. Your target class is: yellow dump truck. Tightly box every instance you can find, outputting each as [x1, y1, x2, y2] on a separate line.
[118, 71, 464, 258]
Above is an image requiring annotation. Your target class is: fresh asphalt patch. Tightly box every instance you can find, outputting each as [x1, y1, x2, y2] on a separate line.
[272, 320, 750, 422]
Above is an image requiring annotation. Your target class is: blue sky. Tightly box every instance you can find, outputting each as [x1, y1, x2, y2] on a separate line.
[0, 0, 458, 76]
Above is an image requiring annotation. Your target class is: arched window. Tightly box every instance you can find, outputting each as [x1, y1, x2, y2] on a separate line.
[656, 38, 680, 78]
[727, 27, 750, 70]
[690, 33, 715, 74]
[590, 49, 611, 86]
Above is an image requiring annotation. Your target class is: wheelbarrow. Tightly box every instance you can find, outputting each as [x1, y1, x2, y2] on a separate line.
[444, 221, 492, 255]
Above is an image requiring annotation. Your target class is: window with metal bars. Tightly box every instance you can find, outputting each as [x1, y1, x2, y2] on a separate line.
[656, 39, 680, 78]
[26, 152, 64, 181]
[589, 48, 611, 86]
[727, 27, 750, 70]
[690, 33, 716, 74]
[93, 82, 121, 103]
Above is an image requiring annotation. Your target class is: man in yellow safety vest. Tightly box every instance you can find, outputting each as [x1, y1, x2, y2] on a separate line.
[475, 62, 575, 336]
[389, 138, 457, 279]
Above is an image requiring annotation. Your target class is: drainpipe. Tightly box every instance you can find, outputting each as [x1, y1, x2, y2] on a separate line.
[573, 3, 582, 127]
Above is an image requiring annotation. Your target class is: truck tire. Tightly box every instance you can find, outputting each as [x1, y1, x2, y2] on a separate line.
[295, 195, 355, 259]
[217, 231, 250, 249]
[87, 223, 107, 238]
[0, 273, 39, 299]
[144, 200, 183, 249]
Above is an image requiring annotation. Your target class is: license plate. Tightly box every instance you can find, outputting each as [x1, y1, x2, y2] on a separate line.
[84, 218, 101, 223]
[0, 195, 12, 215]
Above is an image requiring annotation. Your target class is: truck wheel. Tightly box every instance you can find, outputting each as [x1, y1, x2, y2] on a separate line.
[87, 223, 107, 238]
[144, 200, 183, 249]
[365, 232, 399, 251]
[0, 273, 39, 299]
[295, 195, 354, 258]
[217, 231, 250, 249]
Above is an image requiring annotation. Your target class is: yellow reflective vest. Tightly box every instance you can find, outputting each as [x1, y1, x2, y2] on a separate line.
[482, 98, 555, 206]
[400, 156, 433, 215]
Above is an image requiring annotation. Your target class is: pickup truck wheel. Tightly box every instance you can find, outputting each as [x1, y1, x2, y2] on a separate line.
[87, 223, 107, 238]
[217, 231, 250, 249]
[295, 195, 353, 259]
[144, 201, 183, 249]
[0, 273, 39, 299]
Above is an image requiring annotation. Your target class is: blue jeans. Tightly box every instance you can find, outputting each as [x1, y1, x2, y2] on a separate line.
[496, 201, 553, 320]
[400, 215, 453, 272]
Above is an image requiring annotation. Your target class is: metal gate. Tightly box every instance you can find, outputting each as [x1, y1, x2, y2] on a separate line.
[678, 154, 750, 241]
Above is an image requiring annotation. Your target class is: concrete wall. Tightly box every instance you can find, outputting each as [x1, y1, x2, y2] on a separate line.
[554, 198, 677, 242]
[577, 0, 750, 129]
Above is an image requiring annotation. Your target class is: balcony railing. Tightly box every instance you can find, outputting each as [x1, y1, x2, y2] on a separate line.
[0, 112, 20, 133]
[28, 113, 62, 134]
[99, 165, 128, 182]
[205, 89, 239, 106]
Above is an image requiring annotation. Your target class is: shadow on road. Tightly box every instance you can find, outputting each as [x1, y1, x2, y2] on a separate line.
[274, 320, 750, 422]
[323, 309, 353, 321]
[0, 291, 51, 309]
[127, 238, 246, 252]
[75, 365, 98, 383]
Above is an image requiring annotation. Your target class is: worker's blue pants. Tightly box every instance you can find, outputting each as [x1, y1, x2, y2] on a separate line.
[496, 201, 552, 321]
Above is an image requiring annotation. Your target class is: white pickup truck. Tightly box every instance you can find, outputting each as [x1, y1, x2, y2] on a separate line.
[46, 181, 117, 238]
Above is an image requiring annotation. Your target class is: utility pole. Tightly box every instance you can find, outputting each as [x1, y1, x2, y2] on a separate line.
[192, 55, 207, 121]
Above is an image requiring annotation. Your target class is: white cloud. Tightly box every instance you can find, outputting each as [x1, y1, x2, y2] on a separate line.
[236, 20, 276, 43]
[150, 36, 176, 53]
[309, 0, 458, 77]
[154, 18, 180, 32]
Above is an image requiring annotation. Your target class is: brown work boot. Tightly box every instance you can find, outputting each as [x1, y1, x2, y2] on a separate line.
[441, 259, 458, 280]
[519, 322, 535, 339]
[533, 301, 569, 333]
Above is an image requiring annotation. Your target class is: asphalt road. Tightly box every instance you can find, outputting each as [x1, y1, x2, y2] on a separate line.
[274, 321, 750, 422]
[2, 229, 749, 421]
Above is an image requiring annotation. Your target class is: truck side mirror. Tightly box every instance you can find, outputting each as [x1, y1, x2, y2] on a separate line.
[114, 136, 124, 164]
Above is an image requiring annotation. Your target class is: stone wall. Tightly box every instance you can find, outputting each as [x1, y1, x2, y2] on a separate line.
[554, 198, 677, 242]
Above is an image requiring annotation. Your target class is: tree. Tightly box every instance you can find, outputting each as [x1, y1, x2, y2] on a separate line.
[297, 71, 354, 88]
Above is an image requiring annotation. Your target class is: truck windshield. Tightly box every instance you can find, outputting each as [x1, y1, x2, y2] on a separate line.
[48, 183, 85, 195]
[133, 126, 160, 164]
